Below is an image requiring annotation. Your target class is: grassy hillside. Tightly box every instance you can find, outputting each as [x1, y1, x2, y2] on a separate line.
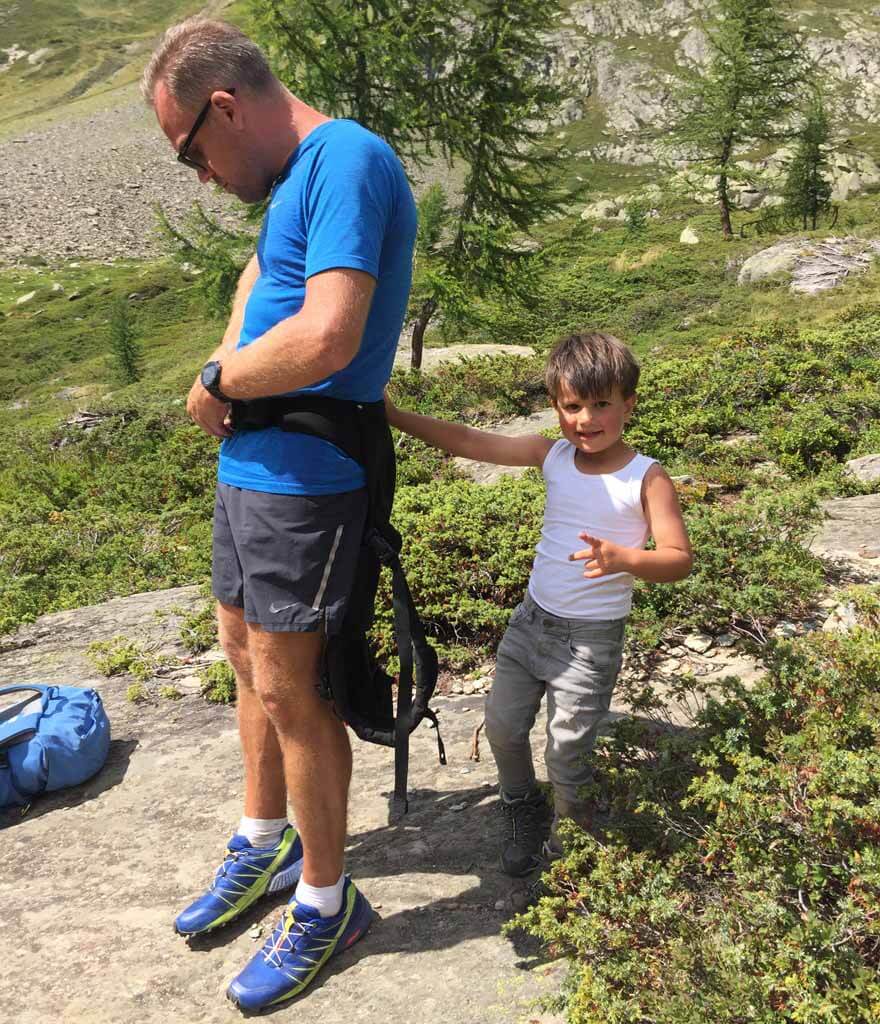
[1, 186, 878, 648]
[0, 0, 255, 133]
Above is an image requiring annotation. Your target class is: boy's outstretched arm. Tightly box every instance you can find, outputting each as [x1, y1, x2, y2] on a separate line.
[570, 465, 693, 583]
[385, 395, 553, 468]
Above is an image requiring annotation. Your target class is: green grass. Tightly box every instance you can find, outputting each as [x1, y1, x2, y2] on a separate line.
[0, 0, 248, 136]
[0, 260, 214, 442]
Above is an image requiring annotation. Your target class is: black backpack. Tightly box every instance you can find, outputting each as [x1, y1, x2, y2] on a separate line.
[231, 396, 445, 821]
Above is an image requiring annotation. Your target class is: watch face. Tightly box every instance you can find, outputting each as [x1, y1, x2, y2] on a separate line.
[201, 363, 220, 393]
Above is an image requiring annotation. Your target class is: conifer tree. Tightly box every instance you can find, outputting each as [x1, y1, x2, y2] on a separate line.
[668, 0, 808, 238]
[155, 203, 255, 320]
[249, 0, 456, 167]
[250, 0, 569, 368]
[407, 0, 569, 367]
[109, 297, 143, 384]
[782, 90, 833, 230]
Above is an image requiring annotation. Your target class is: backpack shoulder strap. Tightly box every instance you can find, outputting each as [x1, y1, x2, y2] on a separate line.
[230, 394, 444, 820]
[0, 687, 48, 751]
[369, 528, 444, 822]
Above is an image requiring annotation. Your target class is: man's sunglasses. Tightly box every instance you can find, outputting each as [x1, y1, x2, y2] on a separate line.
[177, 87, 236, 172]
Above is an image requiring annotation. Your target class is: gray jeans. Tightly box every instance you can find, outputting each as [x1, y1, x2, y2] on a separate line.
[484, 592, 625, 820]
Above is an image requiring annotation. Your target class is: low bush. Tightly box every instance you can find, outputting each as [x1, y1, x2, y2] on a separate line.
[87, 636, 156, 682]
[511, 597, 880, 1024]
[199, 661, 236, 704]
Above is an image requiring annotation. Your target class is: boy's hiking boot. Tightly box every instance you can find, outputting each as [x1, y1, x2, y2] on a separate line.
[227, 876, 373, 1011]
[498, 789, 551, 877]
[174, 825, 304, 936]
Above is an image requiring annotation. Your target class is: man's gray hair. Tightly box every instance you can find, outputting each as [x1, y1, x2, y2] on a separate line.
[141, 17, 275, 109]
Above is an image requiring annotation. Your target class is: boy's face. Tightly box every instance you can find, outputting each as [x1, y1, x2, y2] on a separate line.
[552, 381, 636, 455]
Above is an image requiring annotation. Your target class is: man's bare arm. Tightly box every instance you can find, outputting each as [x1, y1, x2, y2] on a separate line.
[210, 253, 261, 360]
[218, 268, 376, 399]
[186, 254, 260, 438]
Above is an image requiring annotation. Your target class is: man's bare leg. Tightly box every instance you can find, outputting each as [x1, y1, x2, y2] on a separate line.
[246, 625, 352, 888]
[217, 602, 287, 820]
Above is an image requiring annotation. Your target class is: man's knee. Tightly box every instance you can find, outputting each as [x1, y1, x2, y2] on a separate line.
[248, 628, 325, 729]
[217, 603, 254, 686]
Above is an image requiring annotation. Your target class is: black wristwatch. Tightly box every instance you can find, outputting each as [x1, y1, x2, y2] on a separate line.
[200, 361, 230, 402]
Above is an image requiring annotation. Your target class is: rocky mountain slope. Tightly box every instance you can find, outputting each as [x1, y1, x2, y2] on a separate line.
[2, 1, 880, 264]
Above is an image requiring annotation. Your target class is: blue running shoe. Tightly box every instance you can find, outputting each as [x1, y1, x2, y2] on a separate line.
[174, 825, 303, 936]
[227, 877, 373, 1011]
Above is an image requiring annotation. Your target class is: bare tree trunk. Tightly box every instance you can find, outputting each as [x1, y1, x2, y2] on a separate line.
[719, 136, 734, 240]
[410, 298, 436, 370]
[719, 175, 733, 239]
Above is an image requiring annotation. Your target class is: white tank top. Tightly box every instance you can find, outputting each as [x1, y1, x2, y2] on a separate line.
[528, 440, 656, 620]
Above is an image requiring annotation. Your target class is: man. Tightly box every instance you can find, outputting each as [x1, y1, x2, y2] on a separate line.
[141, 18, 416, 1012]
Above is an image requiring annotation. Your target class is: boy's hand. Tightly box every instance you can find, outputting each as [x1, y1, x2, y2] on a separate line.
[569, 532, 631, 578]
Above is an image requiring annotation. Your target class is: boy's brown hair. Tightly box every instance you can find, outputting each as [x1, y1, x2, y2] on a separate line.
[544, 331, 640, 402]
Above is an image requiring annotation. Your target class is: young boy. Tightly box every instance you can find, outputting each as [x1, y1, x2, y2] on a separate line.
[385, 331, 693, 876]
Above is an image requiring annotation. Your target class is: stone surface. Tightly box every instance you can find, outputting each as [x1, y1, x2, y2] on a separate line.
[809, 494, 880, 580]
[683, 633, 713, 654]
[737, 239, 805, 286]
[393, 343, 535, 373]
[453, 409, 559, 484]
[844, 454, 880, 484]
[581, 198, 619, 220]
[822, 602, 860, 633]
[679, 226, 699, 245]
[738, 237, 880, 294]
[0, 85, 246, 265]
[0, 580, 767, 1022]
[0, 587, 566, 1024]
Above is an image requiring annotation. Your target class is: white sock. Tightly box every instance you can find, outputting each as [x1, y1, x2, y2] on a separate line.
[295, 873, 345, 918]
[238, 815, 289, 849]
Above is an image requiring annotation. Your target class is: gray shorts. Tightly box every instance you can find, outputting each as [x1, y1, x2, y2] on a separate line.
[211, 482, 368, 634]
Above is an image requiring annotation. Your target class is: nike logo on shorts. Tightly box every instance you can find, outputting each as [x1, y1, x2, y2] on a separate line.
[269, 601, 299, 614]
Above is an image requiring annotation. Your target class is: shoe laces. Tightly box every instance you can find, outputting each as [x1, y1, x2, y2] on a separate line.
[499, 796, 546, 847]
[211, 847, 268, 890]
[262, 906, 320, 968]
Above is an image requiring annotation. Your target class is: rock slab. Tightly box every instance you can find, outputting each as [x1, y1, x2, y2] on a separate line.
[808, 494, 880, 578]
[0, 587, 562, 1024]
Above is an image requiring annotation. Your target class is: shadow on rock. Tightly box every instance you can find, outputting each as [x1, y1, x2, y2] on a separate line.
[0, 736, 138, 830]
[343, 783, 527, 953]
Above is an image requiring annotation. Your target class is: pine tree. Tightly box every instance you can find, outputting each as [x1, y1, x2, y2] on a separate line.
[668, 0, 809, 238]
[407, 0, 569, 367]
[249, 0, 457, 167]
[782, 90, 833, 230]
[109, 298, 143, 384]
[250, 0, 570, 368]
[155, 203, 256, 320]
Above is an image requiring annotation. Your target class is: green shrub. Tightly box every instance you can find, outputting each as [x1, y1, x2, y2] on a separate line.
[199, 660, 236, 704]
[87, 636, 156, 682]
[179, 600, 218, 655]
[511, 607, 880, 1023]
[125, 682, 148, 704]
[372, 476, 545, 665]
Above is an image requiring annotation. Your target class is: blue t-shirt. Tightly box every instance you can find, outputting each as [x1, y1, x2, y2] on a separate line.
[218, 119, 417, 494]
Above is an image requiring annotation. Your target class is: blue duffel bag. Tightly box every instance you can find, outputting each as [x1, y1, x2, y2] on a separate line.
[0, 684, 111, 810]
